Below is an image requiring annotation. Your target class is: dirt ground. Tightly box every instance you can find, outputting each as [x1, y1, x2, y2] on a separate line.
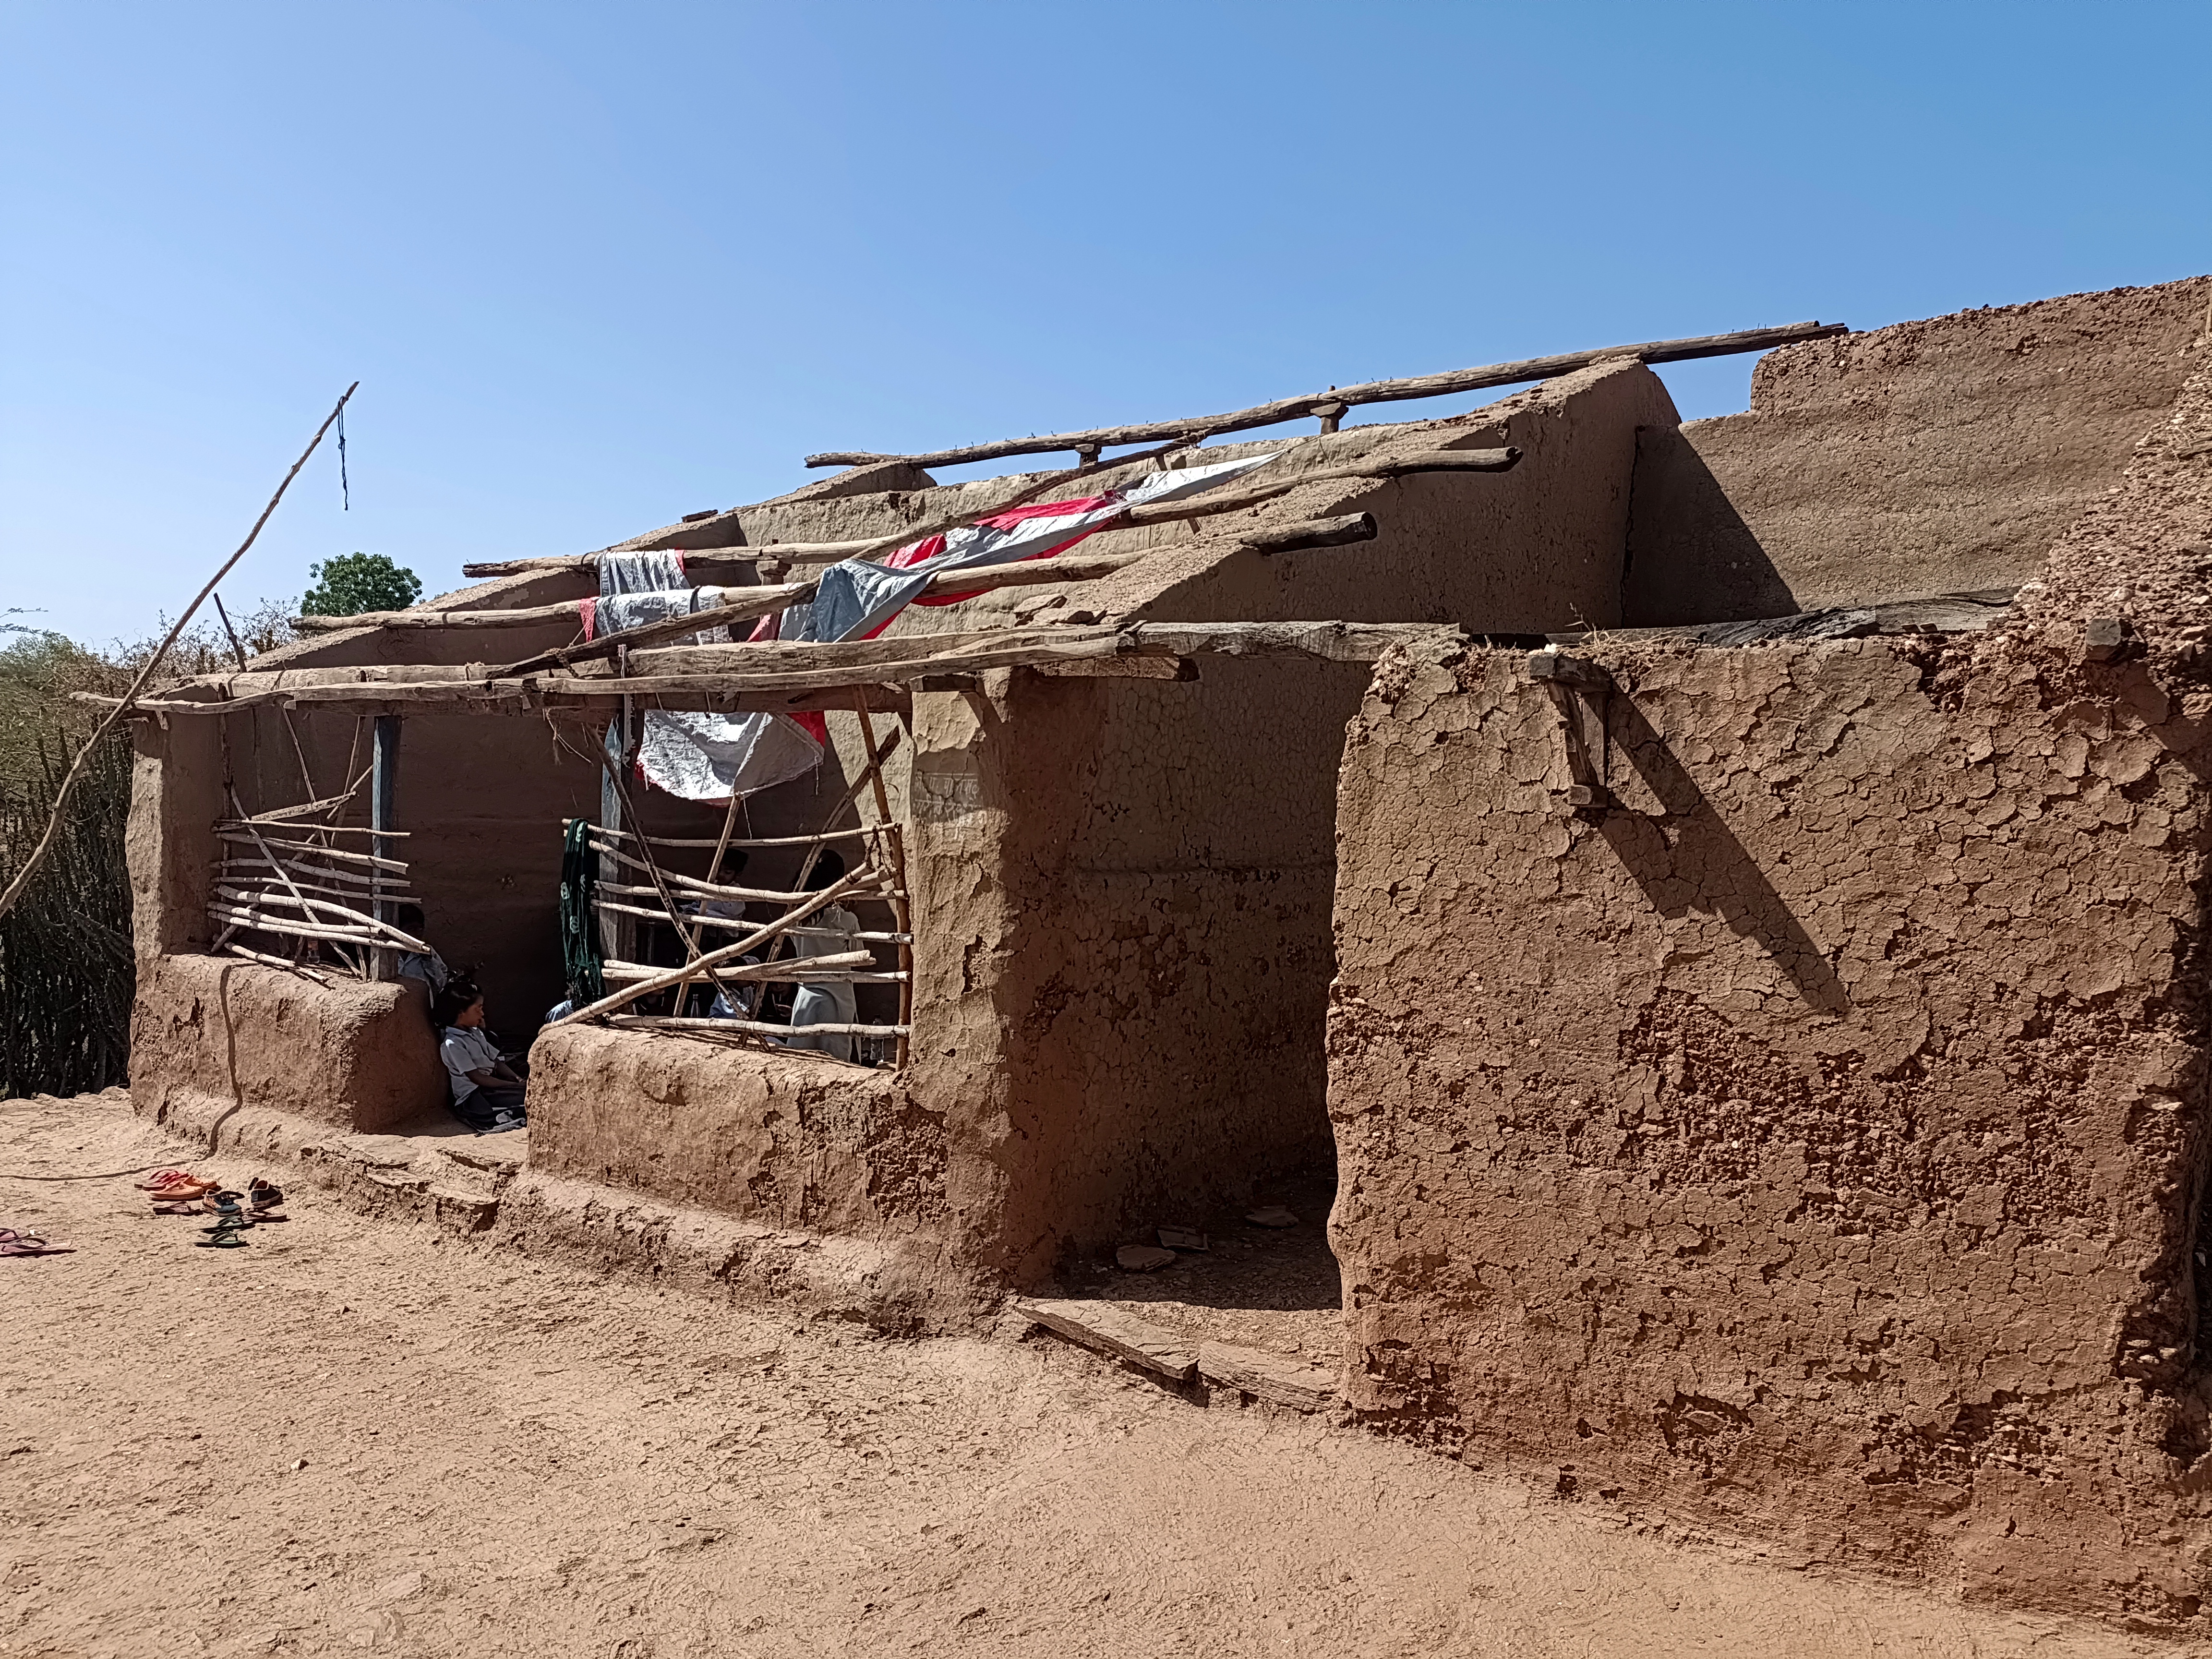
[0, 1094, 2180, 1659]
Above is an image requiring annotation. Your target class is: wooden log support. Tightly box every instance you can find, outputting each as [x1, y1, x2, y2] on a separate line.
[1009, 1297, 1199, 1383]
[294, 598, 586, 632]
[1528, 650, 1613, 814]
[97, 621, 1463, 720]
[803, 321, 1848, 469]
[1238, 511, 1375, 555]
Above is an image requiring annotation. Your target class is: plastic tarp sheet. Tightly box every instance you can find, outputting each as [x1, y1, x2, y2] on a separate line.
[613, 449, 1284, 801]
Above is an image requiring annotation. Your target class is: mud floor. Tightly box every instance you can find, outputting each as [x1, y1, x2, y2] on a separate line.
[1079, 1168, 1346, 1363]
[0, 1094, 2174, 1659]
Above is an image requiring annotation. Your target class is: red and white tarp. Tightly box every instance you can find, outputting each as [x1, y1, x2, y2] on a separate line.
[622, 450, 1283, 801]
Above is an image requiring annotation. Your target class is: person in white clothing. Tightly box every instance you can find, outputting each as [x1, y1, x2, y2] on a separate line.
[433, 983, 526, 1132]
[779, 851, 862, 1061]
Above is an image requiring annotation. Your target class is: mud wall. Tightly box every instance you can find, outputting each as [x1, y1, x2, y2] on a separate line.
[526, 1022, 948, 1239]
[928, 362, 1685, 1282]
[1625, 276, 2212, 623]
[132, 953, 447, 1134]
[1327, 634, 2212, 1624]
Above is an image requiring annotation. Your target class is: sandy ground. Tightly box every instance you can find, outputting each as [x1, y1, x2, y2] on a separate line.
[0, 1094, 2179, 1659]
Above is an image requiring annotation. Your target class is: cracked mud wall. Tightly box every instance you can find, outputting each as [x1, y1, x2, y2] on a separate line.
[1627, 275, 2212, 623]
[1328, 627, 2212, 1625]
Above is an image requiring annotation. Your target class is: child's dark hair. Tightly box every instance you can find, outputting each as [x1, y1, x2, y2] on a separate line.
[805, 849, 846, 891]
[432, 975, 483, 1029]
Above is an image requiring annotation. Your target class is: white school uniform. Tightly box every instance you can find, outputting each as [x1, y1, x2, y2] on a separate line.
[440, 1025, 503, 1105]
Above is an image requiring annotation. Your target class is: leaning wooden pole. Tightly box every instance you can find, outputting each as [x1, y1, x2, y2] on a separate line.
[849, 695, 914, 1069]
[0, 382, 359, 922]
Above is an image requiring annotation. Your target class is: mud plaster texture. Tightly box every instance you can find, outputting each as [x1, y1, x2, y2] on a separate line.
[131, 954, 448, 1136]
[1626, 276, 2212, 624]
[1328, 476, 2212, 1633]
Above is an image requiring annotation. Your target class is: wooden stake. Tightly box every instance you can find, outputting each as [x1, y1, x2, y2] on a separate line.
[851, 694, 914, 1069]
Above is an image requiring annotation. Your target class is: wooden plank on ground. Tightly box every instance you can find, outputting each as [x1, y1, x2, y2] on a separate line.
[1195, 1342, 1338, 1412]
[1009, 1297, 1198, 1383]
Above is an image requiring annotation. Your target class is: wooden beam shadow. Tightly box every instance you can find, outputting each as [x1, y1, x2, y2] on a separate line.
[1591, 688, 1851, 1016]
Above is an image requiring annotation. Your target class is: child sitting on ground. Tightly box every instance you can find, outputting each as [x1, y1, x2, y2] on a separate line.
[432, 979, 527, 1134]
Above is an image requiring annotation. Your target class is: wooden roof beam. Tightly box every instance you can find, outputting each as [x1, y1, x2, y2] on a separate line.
[801, 322, 1847, 470]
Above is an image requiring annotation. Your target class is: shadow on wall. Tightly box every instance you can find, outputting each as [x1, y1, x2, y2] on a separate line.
[1593, 691, 1851, 1015]
[1623, 426, 1800, 627]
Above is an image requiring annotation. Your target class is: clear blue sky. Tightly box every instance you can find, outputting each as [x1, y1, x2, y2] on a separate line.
[5, 1, 2209, 648]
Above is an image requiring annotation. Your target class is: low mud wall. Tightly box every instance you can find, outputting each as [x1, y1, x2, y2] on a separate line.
[132, 953, 446, 1134]
[1327, 635, 2212, 1627]
[526, 1022, 947, 1235]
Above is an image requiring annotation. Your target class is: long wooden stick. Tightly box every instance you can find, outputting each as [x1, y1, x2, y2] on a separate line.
[549, 868, 879, 1027]
[851, 694, 914, 1068]
[214, 830, 406, 871]
[210, 886, 432, 951]
[220, 941, 333, 985]
[609, 1015, 908, 1039]
[0, 383, 357, 921]
[589, 900, 903, 941]
[599, 949, 876, 981]
[225, 785, 355, 974]
[218, 857, 395, 891]
[216, 819, 409, 838]
[593, 824, 879, 850]
[803, 323, 1847, 469]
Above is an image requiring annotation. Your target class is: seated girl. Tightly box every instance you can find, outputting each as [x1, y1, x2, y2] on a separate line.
[432, 980, 527, 1133]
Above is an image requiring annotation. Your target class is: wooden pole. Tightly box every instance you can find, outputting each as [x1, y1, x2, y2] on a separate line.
[849, 696, 913, 1069]
[598, 709, 634, 967]
[368, 716, 399, 981]
[801, 321, 1848, 469]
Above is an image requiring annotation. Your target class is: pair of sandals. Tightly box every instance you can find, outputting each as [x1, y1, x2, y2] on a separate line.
[0, 1227, 72, 1257]
[137, 1170, 287, 1247]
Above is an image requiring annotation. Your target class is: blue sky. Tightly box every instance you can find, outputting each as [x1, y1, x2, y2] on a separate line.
[4, 1, 2209, 648]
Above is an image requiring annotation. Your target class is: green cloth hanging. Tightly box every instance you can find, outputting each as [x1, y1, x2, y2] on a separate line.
[558, 817, 605, 1005]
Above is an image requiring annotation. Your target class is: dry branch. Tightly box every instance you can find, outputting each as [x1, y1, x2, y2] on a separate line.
[0, 383, 357, 922]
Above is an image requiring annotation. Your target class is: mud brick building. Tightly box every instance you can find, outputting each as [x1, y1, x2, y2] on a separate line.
[116, 274, 2212, 1625]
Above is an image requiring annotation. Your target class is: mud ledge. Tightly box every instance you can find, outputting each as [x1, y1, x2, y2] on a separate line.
[146, 1087, 990, 1334]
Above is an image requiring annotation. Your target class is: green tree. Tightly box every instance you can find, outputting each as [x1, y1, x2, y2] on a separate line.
[300, 553, 422, 617]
